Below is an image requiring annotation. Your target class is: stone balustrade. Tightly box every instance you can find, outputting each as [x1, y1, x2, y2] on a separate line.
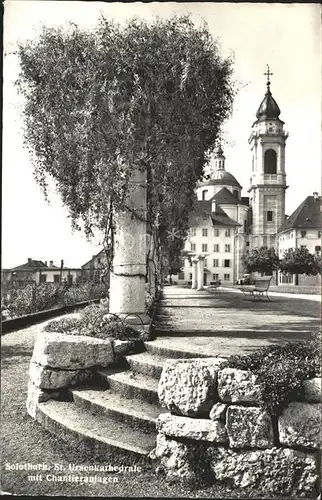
[153, 358, 321, 497]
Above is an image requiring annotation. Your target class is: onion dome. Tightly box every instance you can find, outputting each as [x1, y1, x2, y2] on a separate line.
[255, 65, 281, 122]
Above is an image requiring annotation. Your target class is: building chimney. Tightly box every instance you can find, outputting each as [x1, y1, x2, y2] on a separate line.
[313, 192, 319, 201]
[49, 260, 54, 267]
[44, 261, 47, 266]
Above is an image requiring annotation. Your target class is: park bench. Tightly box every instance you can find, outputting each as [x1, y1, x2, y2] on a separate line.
[207, 280, 221, 293]
[240, 276, 273, 301]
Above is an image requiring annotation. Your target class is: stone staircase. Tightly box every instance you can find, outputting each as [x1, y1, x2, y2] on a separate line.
[34, 341, 211, 460]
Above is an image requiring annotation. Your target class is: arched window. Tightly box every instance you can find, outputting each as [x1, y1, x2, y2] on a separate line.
[264, 149, 277, 174]
[202, 190, 208, 200]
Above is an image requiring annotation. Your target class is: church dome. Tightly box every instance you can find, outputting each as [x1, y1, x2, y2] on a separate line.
[256, 89, 281, 122]
[200, 170, 242, 189]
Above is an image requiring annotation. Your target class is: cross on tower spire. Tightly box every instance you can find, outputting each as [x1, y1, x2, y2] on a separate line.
[264, 64, 273, 91]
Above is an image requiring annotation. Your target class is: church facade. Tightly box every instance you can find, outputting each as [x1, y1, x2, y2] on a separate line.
[177, 69, 290, 286]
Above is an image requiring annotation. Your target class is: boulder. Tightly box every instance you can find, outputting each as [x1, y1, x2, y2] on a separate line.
[207, 446, 318, 497]
[158, 358, 225, 416]
[278, 402, 320, 449]
[226, 406, 274, 448]
[32, 332, 114, 370]
[29, 362, 91, 389]
[157, 413, 227, 443]
[302, 378, 321, 403]
[113, 340, 137, 356]
[218, 368, 262, 403]
[209, 403, 227, 422]
[26, 381, 60, 418]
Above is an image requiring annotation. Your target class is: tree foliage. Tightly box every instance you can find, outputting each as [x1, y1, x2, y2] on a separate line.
[242, 246, 279, 275]
[15, 15, 235, 270]
[279, 248, 321, 277]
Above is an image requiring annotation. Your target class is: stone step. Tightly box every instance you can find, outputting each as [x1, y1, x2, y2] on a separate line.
[144, 340, 212, 360]
[97, 369, 159, 405]
[125, 352, 165, 379]
[35, 399, 156, 458]
[71, 386, 162, 433]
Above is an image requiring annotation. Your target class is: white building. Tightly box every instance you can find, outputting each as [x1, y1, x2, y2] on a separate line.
[178, 147, 250, 285]
[277, 193, 322, 285]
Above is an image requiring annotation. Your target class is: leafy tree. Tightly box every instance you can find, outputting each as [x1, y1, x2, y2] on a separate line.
[15, 16, 235, 275]
[242, 246, 279, 276]
[279, 248, 321, 285]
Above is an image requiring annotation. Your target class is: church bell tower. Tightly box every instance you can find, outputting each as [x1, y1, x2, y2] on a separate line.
[248, 66, 288, 248]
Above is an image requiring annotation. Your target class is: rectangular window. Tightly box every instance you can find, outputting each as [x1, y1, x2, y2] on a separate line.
[191, 243, 196, 252]
[189, 273, 193, 280]
[202, 228, 208, 237]
[202, 244, 208, 252]
[97, 258, 101, 264]
[225, 229, 231, 237]
[246, 242, 250, 247]
[244, 220, 247, 233]
[204, 259, 208, 267]
[53, 274, 60, 283]
[224, 259, 230, 268]
[40, 274, 47, 283]
[213, 259, 219, 267]
[267, 211, 273, 222]
[224, 274, 230, 281]
[214, 229, 220, 237]
[190, 228, 196, 237]
[300, 230, 307, 238]
[178, 272, 185, 280]
[213, 244, 220, 252]
[225, 244, 231, 252]
[213, 273, 219, 281]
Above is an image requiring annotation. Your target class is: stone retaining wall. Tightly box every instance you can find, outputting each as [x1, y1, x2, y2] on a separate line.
[153, 359, 321, 497]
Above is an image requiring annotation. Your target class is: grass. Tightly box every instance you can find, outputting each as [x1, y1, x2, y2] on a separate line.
[1, 316, 306, 498]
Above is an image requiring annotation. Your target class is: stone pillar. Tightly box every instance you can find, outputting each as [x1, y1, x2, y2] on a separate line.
[197, 257, 205, 291]
[191, 259, 198, 289]
[109, 168, 149, 325]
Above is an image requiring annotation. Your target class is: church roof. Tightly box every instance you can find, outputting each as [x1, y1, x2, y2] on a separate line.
[278, 195, 322, 233]
[188, 194, 241, 227]
[199, 170, 242, 189]
[212, 187, 241, 205]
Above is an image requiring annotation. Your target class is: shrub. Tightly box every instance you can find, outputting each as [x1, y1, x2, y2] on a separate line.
[44, 302, 140, 341]
[223, 335, 321, 416]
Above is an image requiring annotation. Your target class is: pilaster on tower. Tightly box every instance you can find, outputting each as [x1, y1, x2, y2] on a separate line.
[248, 66, 288, 248]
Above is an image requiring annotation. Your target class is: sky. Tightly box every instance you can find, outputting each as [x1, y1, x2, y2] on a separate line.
[2, 1, 321, 269]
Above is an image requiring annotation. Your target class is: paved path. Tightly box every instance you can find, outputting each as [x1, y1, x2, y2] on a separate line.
[153, 285, 320, 358]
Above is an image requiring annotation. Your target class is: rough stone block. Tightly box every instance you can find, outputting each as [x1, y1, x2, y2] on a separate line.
[207, 446, 319, 497]
[32, 332, 114, 369]
[303, 378, 321, 403]
[209, 403, 227, 422]
[218, 368, 262, 403]
[151, 432, 204, 481]
[157, 412, 227, 443]
[113, 340, 136, 356]
[226, 406, 274, 448]
[158, 358, 225, 416]
[278, 402, 320, 449]
[26, 381, 60, 418]
[29, 362, 91, 389]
